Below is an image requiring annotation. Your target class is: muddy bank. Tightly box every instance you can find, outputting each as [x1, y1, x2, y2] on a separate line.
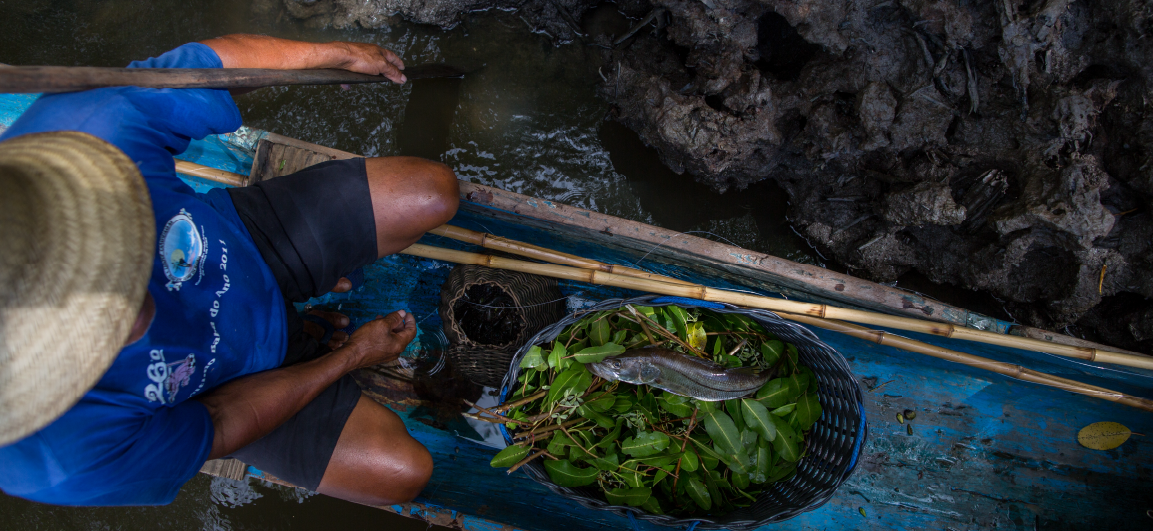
[284, 0, 1153, 353]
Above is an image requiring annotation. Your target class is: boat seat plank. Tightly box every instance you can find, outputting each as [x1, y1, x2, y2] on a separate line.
[199, 458, 247, 481]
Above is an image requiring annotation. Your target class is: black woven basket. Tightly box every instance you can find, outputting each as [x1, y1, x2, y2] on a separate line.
[440, 265, 566, 388]
[498, 295, 867, 530]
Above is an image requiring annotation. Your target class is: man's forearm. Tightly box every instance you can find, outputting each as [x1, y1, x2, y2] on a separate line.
[195, 348, 356, 460]
[200, 34, 344, 70]
[199, 34, 406, 84]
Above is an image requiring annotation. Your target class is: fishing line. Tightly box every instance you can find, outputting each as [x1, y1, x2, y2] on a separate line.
[630, 229, 744, 269]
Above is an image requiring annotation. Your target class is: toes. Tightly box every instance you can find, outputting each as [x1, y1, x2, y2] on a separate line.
[331, 277, 353, 293]
[308, 310, 350, 328]
[327, 331, 350, 350]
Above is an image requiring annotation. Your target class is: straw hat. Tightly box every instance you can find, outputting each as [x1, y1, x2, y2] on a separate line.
[0, 131, 154, 445]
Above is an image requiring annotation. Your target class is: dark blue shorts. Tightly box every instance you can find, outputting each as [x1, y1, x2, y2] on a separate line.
[224, 158, 378, 491]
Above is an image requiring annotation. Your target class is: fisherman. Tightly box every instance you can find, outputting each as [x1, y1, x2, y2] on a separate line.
[0, 34, 458, 505]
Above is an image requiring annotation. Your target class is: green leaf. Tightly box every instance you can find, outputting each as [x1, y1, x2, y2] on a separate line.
[622, 470, 645, 488]
[701, 409, 742, 456]
[584, 394, 616, 413]
[657, 395, 694, 418]
[606, 487, 651, 507]
[591, 452, 620, 471]
[666, 306, 690, 340]
[725, 399, 745, 431]
[520, 346, 546, 369]
[612, 329, 628, 345]
[786, 343, 799, 367]
[611, 395, 636, 414]
[732, 471, 750, 490]
[576, 406, 616, 428]
[548, 341, 568, 371]
[680, 449, 699, 472]
[720, 353, 743, 367]
[640, 496, 663, 514]
[547, 432, 575, 456]
[770, 415, 801, 462]
[573, 342, 625, 364]
[783, 371, 808, 399]
[771, 403, 796, 416]
[794, 393, 822, 431]
[594, 423, 622, 450]
[753, 440, 773, 483]
[712, 335, 725, 356]
[756, 378, 793, 409]
[489, 445, 530, 468]
[686, 477, 711, 510]
[543, 459, 599, 487]
[740, 398, 777, 442]
[760, 340, 784, 366]
[694, 399, 717, 413]
[590, 316, 611, 347]
[621, 431, 671, 457]
[546, 364, 592, 405]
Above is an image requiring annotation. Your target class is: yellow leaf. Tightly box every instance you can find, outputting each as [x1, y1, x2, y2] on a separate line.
[687, 322, 707, 350]
[1077, 421, 1131, 451]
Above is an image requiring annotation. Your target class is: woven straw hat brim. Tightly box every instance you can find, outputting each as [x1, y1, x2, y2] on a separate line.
[0, 131, 154, 445]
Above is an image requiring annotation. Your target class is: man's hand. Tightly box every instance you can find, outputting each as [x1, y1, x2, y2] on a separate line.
[342, 310, 417, 368]
[327, 42, 406, 83]
[201, 34, 407, 84]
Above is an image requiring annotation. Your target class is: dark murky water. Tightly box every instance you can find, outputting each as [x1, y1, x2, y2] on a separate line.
[0, 0, 817, 528]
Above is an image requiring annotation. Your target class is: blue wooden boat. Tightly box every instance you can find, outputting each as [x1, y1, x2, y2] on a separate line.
[2, 92, 1151, 530]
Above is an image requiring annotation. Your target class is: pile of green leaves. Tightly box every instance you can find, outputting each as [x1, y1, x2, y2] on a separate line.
[488, 305, 823, 518]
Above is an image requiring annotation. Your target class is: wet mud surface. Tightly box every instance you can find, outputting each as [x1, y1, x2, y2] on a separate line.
[287, 0, 1153, 352]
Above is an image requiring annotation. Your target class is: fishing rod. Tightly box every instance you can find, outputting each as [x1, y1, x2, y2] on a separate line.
[0, 64, 467, 93]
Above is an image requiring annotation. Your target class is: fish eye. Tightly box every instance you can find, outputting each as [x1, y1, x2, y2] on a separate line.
[612, 360, 622, 369]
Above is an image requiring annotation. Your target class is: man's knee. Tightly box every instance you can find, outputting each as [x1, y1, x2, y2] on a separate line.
[418, 160, 459, 227]
[389, 440, 433, 502]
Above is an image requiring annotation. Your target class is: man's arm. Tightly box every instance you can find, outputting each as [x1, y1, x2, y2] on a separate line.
[201, 34, 407, 84]
[195, 310, 415, 459]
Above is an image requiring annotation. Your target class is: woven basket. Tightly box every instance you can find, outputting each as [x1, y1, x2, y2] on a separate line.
[498, 295, 867, 530]
[439, 265, 566, 388]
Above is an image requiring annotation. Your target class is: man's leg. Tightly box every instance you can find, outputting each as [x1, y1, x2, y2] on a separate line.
[364, 156, 460, 258]
[315, 157, 452, 503]
[315, 395, 433, 505]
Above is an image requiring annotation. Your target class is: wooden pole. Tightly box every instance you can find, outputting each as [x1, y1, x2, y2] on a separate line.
[400, 244, 1153, 371]
[0, 64, 466, 93]
[400, 243, 1153, 412]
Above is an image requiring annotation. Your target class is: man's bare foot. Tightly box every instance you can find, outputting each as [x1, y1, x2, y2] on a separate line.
[302, 310, 350, 350]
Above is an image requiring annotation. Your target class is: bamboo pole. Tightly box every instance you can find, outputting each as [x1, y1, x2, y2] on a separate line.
[428, 225, 1144, 362]
[775, 311, 1153, 412]
[428, 224, 697, 286]
[400, 243, 1153, 412]
[400, 244, 1153, 371]
[174, 160, 248, 187]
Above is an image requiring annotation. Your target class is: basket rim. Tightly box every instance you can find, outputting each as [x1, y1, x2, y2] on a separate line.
[496, 295, 869, 530]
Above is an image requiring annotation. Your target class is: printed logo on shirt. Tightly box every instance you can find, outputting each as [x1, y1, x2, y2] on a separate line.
[144, 350, 198, 404]
[159, 209, 205, 291]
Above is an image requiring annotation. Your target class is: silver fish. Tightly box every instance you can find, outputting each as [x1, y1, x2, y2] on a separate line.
[587, 348, 769, 401]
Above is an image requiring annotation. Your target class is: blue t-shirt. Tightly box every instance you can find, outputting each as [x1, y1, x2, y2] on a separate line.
[0, 43, 287, 505]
